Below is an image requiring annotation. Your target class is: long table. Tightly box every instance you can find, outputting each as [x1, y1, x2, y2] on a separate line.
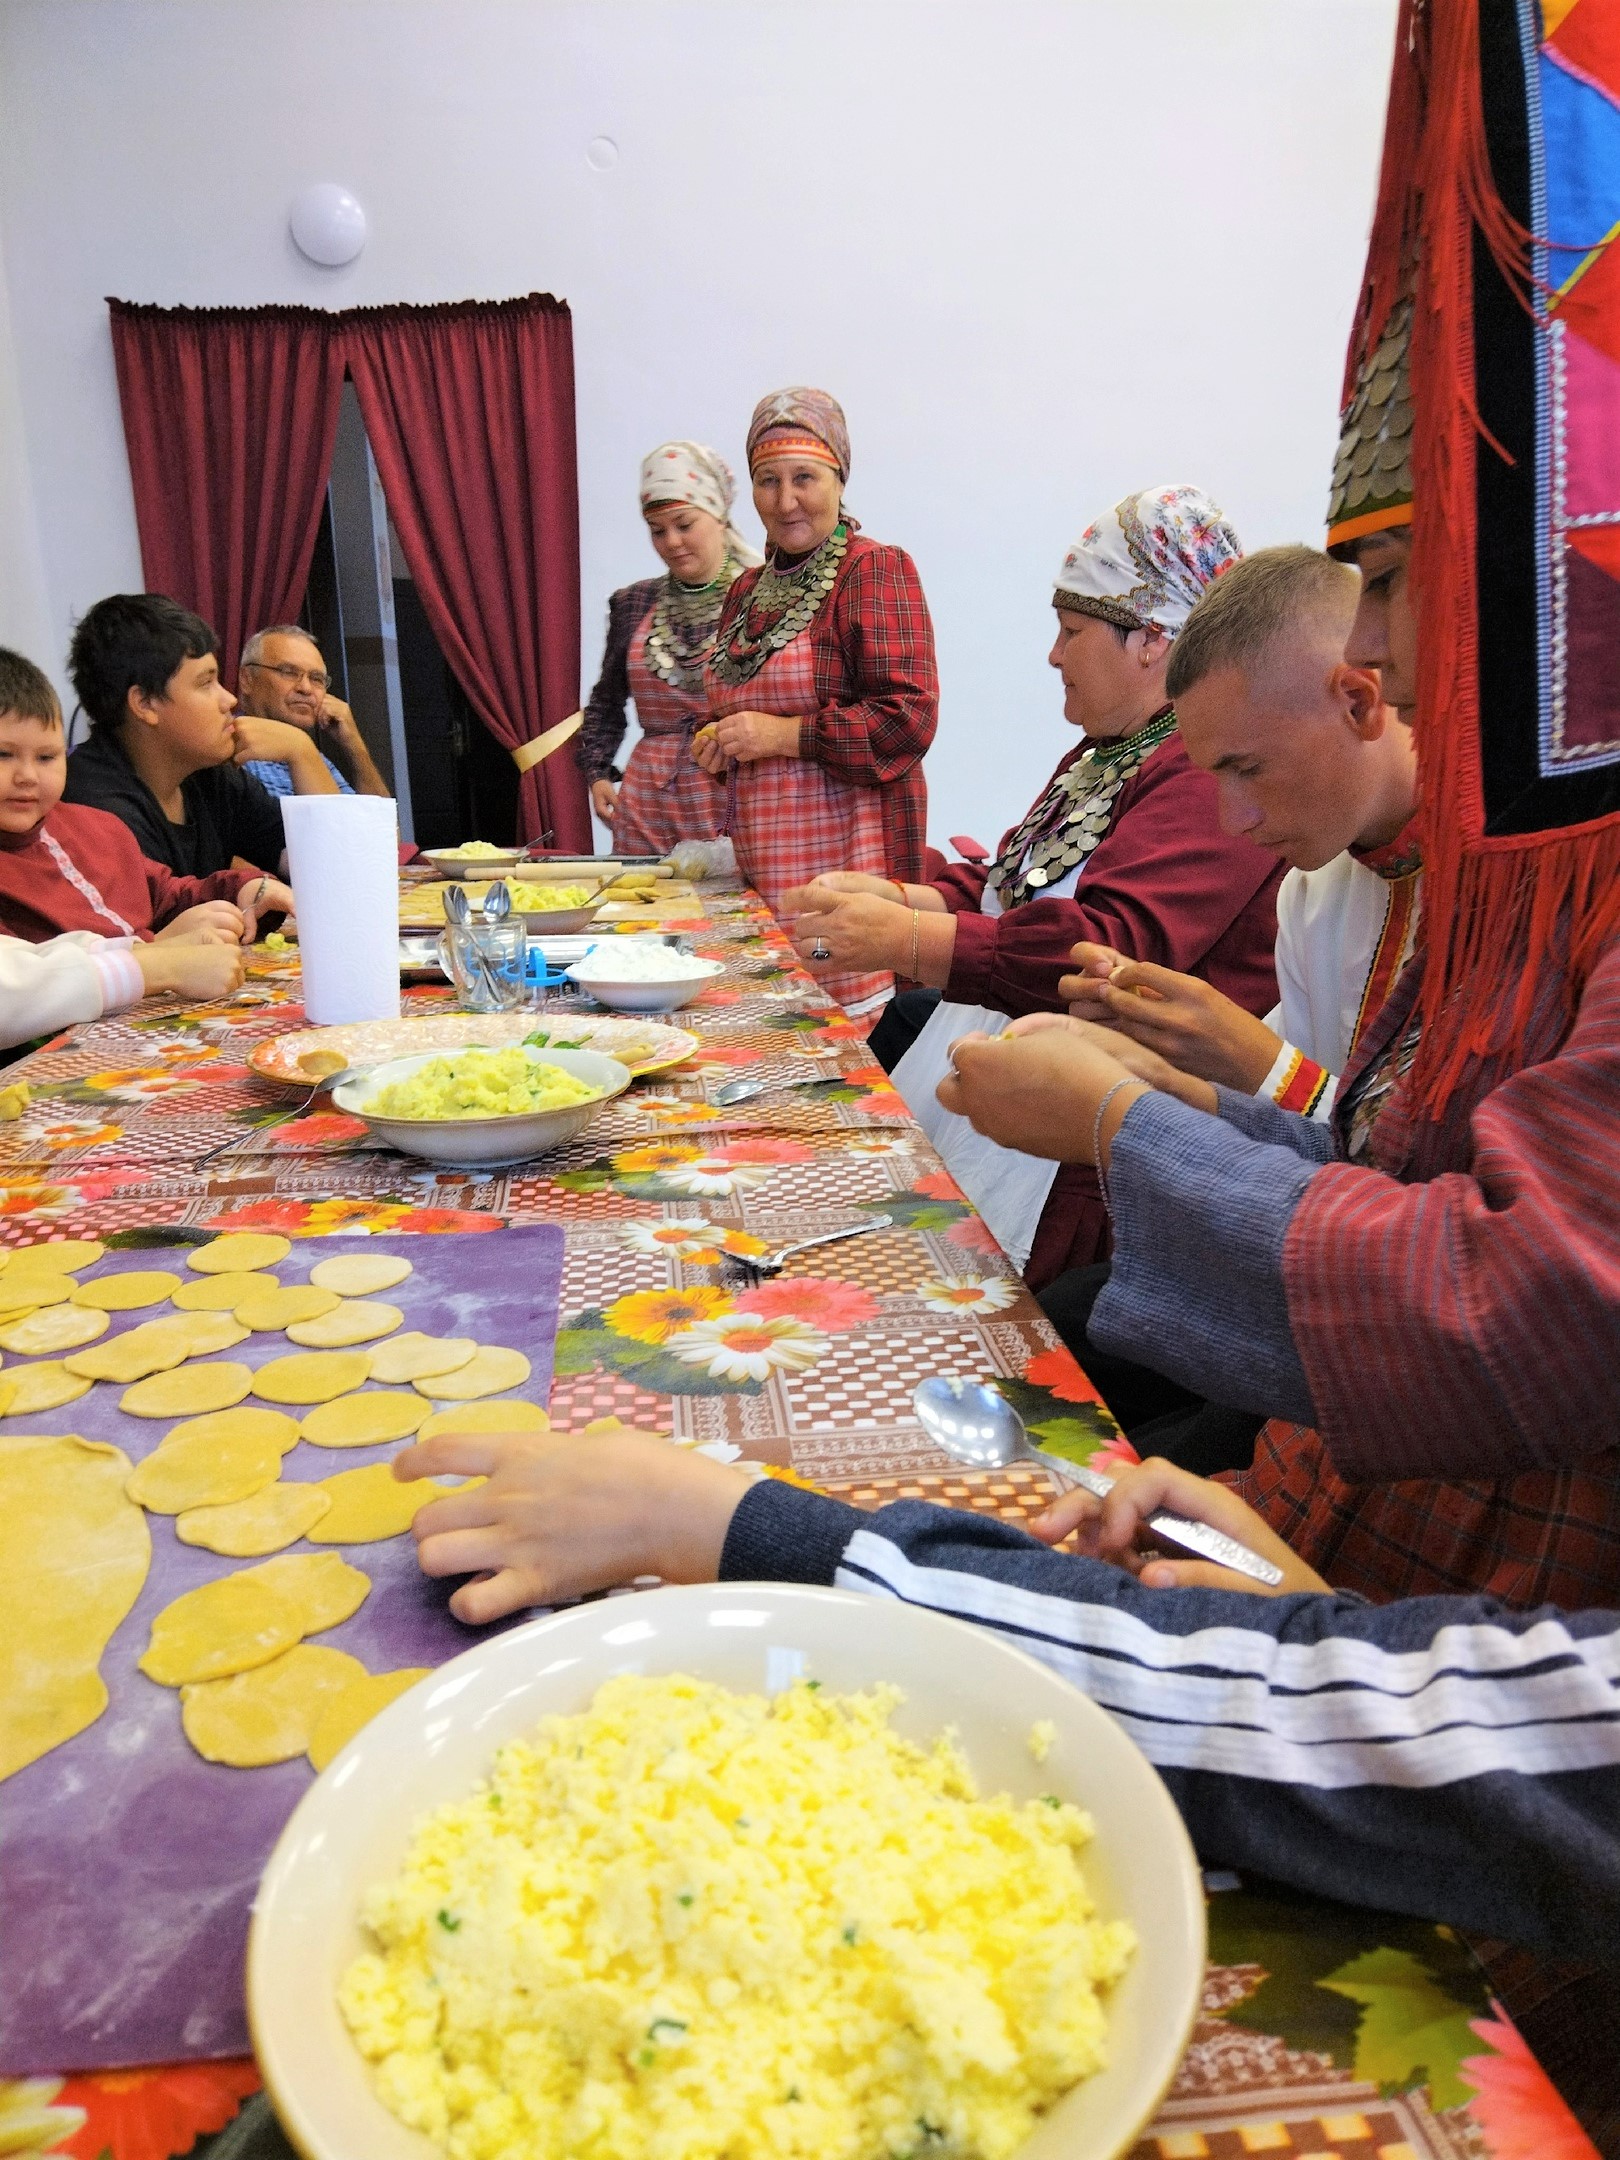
[0, 876, 1591, 2160]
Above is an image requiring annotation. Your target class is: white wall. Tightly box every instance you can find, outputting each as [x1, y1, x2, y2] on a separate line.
[0, 0, 1396, 846]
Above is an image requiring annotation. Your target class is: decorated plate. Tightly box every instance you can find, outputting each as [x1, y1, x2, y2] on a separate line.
[249, 1012, 700, 1091]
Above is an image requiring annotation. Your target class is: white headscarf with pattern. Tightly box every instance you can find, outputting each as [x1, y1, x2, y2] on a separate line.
[639, 441, 764, 566]
[1053, 485, 1242, 635]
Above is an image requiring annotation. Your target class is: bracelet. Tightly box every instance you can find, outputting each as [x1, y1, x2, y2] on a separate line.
[910, 908, 920, 982]
[1091, 1077, 1137, 1217]
[251, 876, 270, 911]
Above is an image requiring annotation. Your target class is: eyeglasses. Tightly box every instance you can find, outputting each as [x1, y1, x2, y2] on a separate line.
[243, 661, 331, 691]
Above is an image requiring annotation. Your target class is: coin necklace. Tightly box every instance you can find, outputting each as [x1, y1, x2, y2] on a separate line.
[709, 522, 851, 686]
[986, 707, 1180, 911]
[645, 554, 744, 694]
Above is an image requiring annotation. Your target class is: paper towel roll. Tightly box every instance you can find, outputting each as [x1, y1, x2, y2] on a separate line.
[281, 795, 400, 1024]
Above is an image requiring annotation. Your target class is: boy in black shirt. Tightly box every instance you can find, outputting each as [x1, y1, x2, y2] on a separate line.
[64, 594, 340, 877]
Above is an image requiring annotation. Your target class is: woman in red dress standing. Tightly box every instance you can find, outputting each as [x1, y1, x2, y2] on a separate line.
[576, 442, 761, 854]
[695, 388, 938, 1018]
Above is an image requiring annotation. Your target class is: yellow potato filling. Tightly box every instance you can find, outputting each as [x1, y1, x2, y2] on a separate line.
[340, 1674, 1133, 2160]
[364, 1050, 600, 1122]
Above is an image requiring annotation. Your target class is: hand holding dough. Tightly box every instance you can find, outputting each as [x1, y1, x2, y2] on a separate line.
[0, 1435, 150, 1780]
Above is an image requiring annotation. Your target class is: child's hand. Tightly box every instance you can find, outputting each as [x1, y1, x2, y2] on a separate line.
[156, 902, 248, 947]
[1030, 1455, 1328, 1595]
[396, 1428, 756, 1624]
[136, 940, 246, 1001]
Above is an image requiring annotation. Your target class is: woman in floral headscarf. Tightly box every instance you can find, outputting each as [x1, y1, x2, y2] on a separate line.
[577, 442, 762, 853]
[787, 485, 1283, 1284]
[694, 387, 938, 1015]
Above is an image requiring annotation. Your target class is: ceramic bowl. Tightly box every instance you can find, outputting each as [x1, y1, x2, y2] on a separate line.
[565, 952, 724, 1012]
[249, 1581, 1205, 2160]
[420, 846, 528, 878]
[332, 1044, 629, 1166]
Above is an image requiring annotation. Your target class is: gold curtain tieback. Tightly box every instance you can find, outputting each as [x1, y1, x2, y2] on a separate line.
[512, 710, 583, 773]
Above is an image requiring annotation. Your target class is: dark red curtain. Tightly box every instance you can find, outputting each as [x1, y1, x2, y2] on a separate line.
[107, 301, 345, 682]
[345, 296, 587, 848]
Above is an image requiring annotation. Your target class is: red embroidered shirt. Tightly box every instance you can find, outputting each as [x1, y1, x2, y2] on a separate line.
[0, 803, 254, 943]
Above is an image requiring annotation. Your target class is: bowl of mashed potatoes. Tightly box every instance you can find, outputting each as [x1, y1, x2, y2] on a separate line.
[250, 1582, 1205, 2160]
[333, 1044, 629, 1166]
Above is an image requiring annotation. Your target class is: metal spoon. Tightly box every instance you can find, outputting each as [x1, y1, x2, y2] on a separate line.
[911, 1376, 1284, 1586]
[483, 881, 513, 921]
[735, 1215, 894, 1278]
[192, 1067, 362, 1169]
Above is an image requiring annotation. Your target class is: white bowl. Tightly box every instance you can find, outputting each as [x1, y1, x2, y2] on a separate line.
[332, 1044, 629, 1166]
[566, 952, 724, 1012]
[249, 1581, 1205, 2160]
[420, 846, 528, 877]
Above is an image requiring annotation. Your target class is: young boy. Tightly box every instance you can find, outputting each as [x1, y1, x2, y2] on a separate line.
[0, 647, 291, 963]
[63, 593, 336, 878]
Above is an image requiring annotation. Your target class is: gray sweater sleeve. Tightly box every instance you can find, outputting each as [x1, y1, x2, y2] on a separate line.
[720, 1479, 1620, 1963]
[1211, 1085, 1340, 1161]
[1084, 1090, 1318, 1420]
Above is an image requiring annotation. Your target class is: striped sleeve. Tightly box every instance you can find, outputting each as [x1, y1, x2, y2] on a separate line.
[1256, 1038, 1337, 1121]
[719, 1480, 1620, 1960]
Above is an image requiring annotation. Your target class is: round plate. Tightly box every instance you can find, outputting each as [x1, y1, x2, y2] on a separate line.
[250, 1582, 1204, 2160]
[249, 1013, 700, 1090]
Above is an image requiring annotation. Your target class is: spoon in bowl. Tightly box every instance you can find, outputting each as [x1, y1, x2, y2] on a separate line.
[911, 1376, 1283, 1585]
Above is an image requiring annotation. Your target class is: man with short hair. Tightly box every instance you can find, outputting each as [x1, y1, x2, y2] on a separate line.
[235, 624, 390, 799]
[1063, 544, 1420, 1127]
[63, 594, 337, 880]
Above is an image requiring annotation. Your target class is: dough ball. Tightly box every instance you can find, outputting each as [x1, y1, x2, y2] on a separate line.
[174, 1481, 332, 1556]
[308, 1253, 413, 1297]
[72, 1270, 181, 1312]
[413, 1345, 530, 1401]
[232, 1284, 340, 1331]
[181, 1644, 366, 1766]
[172, 1271, 280, 1312]
[0, 1363, 92, 1416]
[120, 1361, 254, 1419]
[139, 1572, 303, 1686]
[187, 1233, 294, 1274]
[307, 1666, 432, 1772]
[285, 1301, 403, 1349]
[0, 1305, 109, 1355]
[416, 1399, 550, 1444]
[252, 1351, 373, 1405]
[298, 1391, 430, 1448]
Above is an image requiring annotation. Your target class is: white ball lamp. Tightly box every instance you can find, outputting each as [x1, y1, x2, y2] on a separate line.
[289, 183, 368, 268]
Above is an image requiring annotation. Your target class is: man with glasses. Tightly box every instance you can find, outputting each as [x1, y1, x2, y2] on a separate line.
[235, 625, 390, 799]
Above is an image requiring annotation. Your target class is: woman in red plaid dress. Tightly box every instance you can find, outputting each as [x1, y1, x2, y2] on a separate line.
[576, 442, 760, 855]
[696, 387, 937, 1017]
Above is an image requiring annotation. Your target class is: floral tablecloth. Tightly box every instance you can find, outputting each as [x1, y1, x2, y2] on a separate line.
[0, 877, 1594, 2160]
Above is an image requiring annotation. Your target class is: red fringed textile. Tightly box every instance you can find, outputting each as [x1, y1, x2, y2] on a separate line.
[1352, 0, 1620, 1111]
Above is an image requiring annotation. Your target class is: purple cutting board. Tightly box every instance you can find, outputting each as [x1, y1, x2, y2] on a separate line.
[0, 1227, 564, 2074]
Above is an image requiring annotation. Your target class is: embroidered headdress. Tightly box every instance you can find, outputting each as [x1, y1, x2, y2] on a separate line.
[746, 387, 851, 482]
[639, 441, 763, 568]
[1341, 0, 1620, 1111]
[1054, 486, 1242, 636]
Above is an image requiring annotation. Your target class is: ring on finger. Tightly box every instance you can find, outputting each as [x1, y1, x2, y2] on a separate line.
[810, 940, 831, 962]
